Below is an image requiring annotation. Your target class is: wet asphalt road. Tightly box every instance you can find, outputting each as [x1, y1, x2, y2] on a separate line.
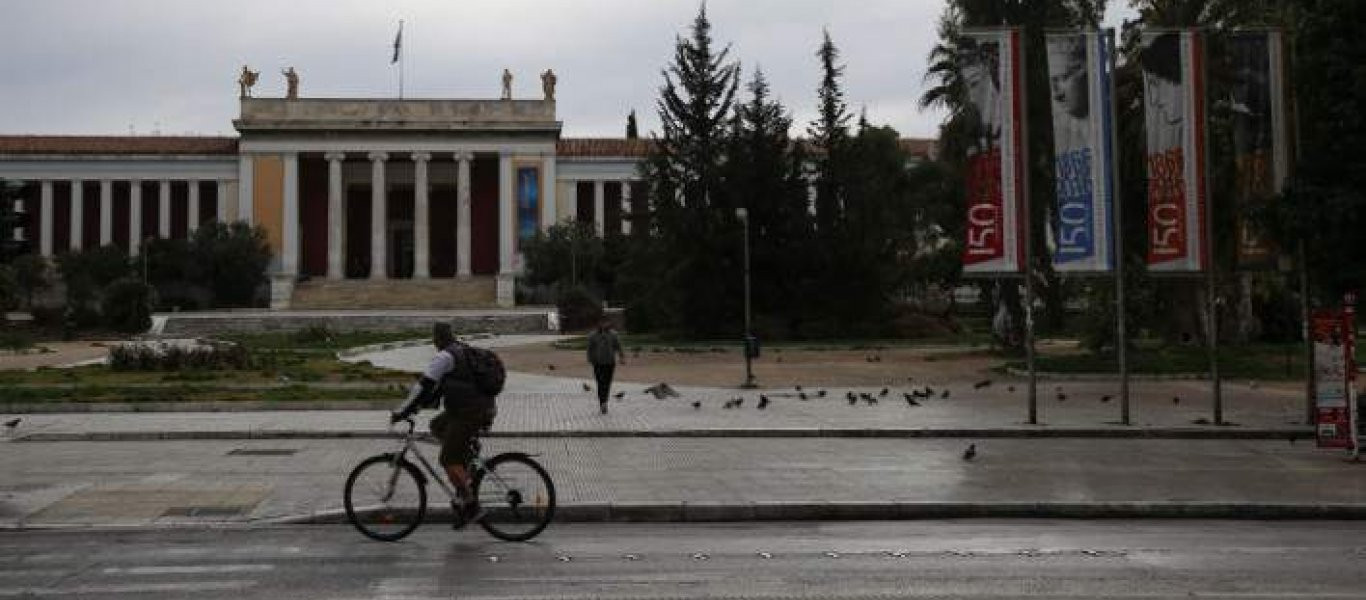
[3, 520, 1365, 599]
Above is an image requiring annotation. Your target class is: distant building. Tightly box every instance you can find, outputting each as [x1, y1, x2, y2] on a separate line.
[0, 91, 934, 309]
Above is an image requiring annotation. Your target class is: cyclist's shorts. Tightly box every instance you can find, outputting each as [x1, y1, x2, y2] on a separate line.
[430, 407, 495, 466]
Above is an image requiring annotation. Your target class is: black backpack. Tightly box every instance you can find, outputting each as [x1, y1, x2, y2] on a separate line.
[445, 342, 506, 397]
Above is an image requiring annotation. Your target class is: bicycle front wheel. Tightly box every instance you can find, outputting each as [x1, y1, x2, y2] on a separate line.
[474, 453, 556, 542]
[344, 454, 427, 542]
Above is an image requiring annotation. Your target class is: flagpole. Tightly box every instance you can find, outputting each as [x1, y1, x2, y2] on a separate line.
[399, 20, 405, 99]
[1105, 29, 1131, 425]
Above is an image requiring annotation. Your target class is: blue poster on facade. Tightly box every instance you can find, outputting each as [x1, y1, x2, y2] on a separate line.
[1046, 30, 1116, 272]
[517, 167, 539, 243]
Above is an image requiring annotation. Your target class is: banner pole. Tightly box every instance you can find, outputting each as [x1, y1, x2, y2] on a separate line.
[1017, 27, 1037, 426]
[1104, 29, 1130, 425]
[1197, 30, 1223, 425]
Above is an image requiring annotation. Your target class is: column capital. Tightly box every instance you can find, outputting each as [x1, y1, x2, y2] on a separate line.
[454, 151, 474, 162]
[324, 152, 346, 162]
[411, 152, 432, 163]
[368, 151, 389, 162]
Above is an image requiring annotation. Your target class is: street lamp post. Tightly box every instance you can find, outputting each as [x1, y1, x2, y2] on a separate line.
[736, 207, 756, 388]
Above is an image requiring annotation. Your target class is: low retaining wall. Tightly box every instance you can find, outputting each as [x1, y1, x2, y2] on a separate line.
[157, 310, 555, 337]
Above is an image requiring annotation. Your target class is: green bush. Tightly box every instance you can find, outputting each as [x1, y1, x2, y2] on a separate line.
[291, 325, 335, 345]
[556, 285, 603, 331]
[12, 254, 51, 309]
[0, 264, 16, 311]
[101, 278, 156, 334]
[108, 341, 250, 371]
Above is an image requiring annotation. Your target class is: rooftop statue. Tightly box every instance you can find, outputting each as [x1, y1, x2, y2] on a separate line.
[282, 67, 299, 99]
[238, 65, 259, 98]
[541, 69, 557, 102]
[502, 68, 513, 100]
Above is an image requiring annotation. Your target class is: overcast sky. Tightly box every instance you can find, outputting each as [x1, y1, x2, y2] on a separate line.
[0, 1, 1136, 140]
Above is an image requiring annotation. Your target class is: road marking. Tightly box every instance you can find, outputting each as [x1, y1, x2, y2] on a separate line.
[101, 563, 274, 575]
[0, 580, 256, 596]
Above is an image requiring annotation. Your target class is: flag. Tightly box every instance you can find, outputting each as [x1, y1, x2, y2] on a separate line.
[1045, 30, 1117, 273]
[1141, 29, 1208, 273]
[1229, 30, 1288, 269]
[961, 28, 1028, 275]
[391, 21, 403, 64]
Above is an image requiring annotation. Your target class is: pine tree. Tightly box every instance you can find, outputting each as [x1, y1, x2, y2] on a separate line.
[808, 29, 851, 232]
[625, 109, 639, 139]
[622, 3, 742, 336]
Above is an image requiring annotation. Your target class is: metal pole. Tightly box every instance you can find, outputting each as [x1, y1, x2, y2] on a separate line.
[1300, 241, 1313, 425]
[1017, 28, 1037, 425]
[1199, 30, 1222, 425]
[1104, 29, 1130, 425]
[740, 209, 755, 388]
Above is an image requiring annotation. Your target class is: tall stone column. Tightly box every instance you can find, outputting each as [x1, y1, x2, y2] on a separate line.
[158, 179, 171, 239]
[129, 180, 142, 256]
[620, 179, 633, 235]
[593, 180, 606, 237]
[456, 152, 473, 279]
[238, 154, 254, 224]
[39, 180, 53, 257]
[497, 151, 515, 306]
[216, 180, 230, 223]
[70, 180, 84, 251]
[369, 152, 389, 280]
[187, 180, 200, 235]
[99, 180, 112, 246]
[566, 180, 579, 224]
[412, 152, 431, 279]
[282, 153, 299, 276]
[325, 152, 345, 280]
[540, 153, 556, 233]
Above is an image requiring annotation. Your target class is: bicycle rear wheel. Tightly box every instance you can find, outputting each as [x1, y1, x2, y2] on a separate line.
[344, 454, 427, 542]
[473, 453, 556, 542]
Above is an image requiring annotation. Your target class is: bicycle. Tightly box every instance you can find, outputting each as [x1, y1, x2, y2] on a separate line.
[343, 416, 556, 542]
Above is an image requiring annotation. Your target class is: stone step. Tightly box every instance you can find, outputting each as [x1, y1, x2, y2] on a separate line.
[290, 277, 498, 310]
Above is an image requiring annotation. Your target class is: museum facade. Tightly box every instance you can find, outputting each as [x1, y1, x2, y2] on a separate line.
[1, 93, 933, 309]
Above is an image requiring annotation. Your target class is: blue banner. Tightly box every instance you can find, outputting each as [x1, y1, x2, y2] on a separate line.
[1046, 30, 1116, 272]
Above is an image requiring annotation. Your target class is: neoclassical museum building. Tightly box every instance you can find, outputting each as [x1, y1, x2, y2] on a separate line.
[1, 82, 933, 310]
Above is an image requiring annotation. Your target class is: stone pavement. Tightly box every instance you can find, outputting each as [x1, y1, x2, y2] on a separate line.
[3, 435, 1364, 529]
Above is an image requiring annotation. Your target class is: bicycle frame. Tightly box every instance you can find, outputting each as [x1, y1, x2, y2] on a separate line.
[386, 418, 529, 504]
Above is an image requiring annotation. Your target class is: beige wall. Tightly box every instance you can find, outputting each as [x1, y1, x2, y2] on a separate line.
[253, 155, 284, 254]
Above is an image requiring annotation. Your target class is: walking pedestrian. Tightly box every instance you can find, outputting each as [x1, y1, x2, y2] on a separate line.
[586, 316, 625, 414]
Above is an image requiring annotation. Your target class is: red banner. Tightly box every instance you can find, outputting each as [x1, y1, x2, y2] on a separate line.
[1141, 30, 1209, 273]
[961, 29, 1026, 274]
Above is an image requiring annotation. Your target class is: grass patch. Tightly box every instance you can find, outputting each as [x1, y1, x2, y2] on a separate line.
[1, 384, 399, 404]
[1004, 343, 1311, 380]
[553, 334, 991, 352]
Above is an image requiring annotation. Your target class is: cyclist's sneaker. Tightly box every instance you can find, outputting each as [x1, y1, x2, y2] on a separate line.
[449, 501, 468, 530]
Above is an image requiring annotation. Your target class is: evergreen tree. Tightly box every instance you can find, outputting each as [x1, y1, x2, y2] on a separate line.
[622, 3, 741, 336]
[625, 109, 639, 139]
[808, 29, 852, 232]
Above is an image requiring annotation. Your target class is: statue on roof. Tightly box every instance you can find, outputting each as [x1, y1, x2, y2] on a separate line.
[501, 68, 513, 100]
[238, 65, 259, 98]
[541, 69, 557, 102]
[282, 67, 299, 99]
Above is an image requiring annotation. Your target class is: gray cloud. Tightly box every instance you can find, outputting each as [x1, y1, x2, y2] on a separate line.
[0, 0, 1136, 139]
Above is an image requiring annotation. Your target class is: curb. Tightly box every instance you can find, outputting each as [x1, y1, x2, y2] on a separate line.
[11, 427, 1314, 443]
[1004, 367, 1212, 381]
[279, 501, 1366, 525]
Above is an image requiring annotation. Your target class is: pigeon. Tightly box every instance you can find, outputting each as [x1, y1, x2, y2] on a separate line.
[1100, 395, 1112, 403]
[865, 394, 879, 406]
[904, 394, 920, 407]
[582, 382, 592, 392]
[734, 397, 744, 408]
[817, 390, 827, 398]
[614, 391, 625, 400]
[3, 418, 19, 429]
[723, 399, 736, 409]
[962, 444, 977, 461]
[692, 401, 701, 410]
[873, 355, 883, 363]
[547, 364, 556, 371]
[925, 386, 935, 397]
[866, 355, 875, 363]
[941, 390, 950, 399]
[879, 387, 889, 397]
[1056, 392, 1067, 402]
[1172, 396, 1181, 405]
[795, 385, 803, 392]
[758, 395, 770, 410]
[907, 377, 915, 383]
[973, 379, 992, 390]
[1007, 385, 1016, 393]
[847, 393, 858, 406]
[799, 392, 808, 401]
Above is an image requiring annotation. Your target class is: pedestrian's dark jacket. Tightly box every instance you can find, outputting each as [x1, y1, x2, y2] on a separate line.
[586, 328, 621, 366]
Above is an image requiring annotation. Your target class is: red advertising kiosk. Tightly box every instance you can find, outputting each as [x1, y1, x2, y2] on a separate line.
[1313, 293, 1358, 457]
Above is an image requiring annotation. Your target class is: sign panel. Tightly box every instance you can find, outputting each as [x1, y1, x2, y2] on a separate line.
[961, 29, 1027, 274]
[1312, 307, 1356, 449]
[1229, 31, 1289, 269]
[1046, 30, 1117, 272]
[1141, 30, 1209, 273]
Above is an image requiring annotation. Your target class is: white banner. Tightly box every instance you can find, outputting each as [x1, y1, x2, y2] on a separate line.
[1141, 30, 1208, 273]
[1046, 30, 1116, 273]
[961, 28, 1027, 274]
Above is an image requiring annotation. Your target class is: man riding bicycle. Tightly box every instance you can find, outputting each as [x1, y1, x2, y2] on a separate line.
[392, 322, 496, 528]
